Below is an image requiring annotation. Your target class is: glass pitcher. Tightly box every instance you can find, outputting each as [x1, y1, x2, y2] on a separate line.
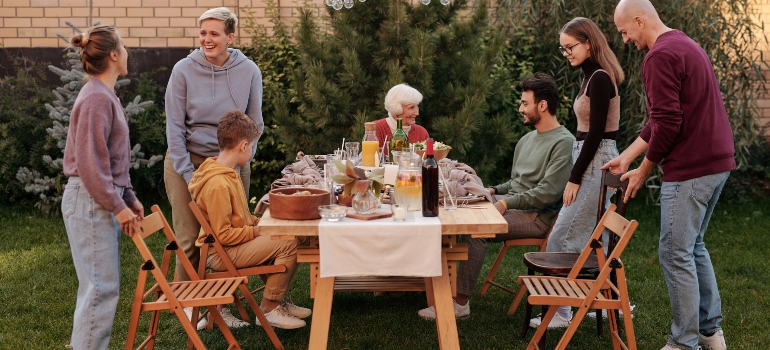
[394, 152, 422, 211]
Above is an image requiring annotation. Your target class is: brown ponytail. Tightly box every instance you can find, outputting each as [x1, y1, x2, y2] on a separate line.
[70, 25, 120, 76]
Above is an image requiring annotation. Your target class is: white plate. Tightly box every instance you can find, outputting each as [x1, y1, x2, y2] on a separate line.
[456, 195, 484, 204]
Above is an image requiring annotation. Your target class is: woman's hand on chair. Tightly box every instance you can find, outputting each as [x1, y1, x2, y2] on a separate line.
[116, 207, 139, 237]
[131, 200, 145, 220]
[563, 182, 579, 207]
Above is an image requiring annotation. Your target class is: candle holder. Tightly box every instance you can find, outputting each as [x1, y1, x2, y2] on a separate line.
[391, 204, 407, 221]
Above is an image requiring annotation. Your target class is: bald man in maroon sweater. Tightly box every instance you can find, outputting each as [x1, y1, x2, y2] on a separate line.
[605, 1, 734, 350]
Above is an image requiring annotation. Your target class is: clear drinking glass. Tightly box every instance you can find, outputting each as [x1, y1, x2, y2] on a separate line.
[344, 142, 360, 163]
[438, 163, 451, 184]
[443, 179, 458, 211]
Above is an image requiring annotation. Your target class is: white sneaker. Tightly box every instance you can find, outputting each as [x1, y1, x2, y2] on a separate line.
[529, 313, 571, 329]
[587, 305, 635, 319]
[417, 299, 470, 320]
[219, 308, 250, 329]
[183, 307, 208, 330]
[283, 298, 312, 319]
[263, 304, 306, 329]
[699, 330, 726, 350]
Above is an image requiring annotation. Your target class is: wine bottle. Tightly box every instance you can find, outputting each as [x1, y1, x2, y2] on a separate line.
[390, 118, 409, 162]
[422, 138, 439, 217]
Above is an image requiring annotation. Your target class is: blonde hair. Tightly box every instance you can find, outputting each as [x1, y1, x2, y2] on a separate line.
[198, 7, 238, 35]
[69, 25, 121, 76]
[384, 84, 423, 117]
[561, 17, 625, 85]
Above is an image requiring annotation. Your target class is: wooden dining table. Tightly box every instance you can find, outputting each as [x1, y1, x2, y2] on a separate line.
[258, 201, 507, 349]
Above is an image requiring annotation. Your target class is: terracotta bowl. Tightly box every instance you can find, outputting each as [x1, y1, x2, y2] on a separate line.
[269, 187, 330, 220]
[415, 148, 451, 161]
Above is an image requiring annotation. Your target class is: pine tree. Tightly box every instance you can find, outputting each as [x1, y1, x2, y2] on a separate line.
[16, 23, 162, 213]
[273, 0, 517, 181]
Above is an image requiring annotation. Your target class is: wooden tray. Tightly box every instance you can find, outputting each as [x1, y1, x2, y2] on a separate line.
[346, 209, 393, 221]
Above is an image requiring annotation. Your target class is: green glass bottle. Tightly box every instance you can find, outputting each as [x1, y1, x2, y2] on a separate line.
[389, 118, 409, 162]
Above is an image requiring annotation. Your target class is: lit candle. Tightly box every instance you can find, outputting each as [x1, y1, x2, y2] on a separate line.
[393, 206, 406, 220]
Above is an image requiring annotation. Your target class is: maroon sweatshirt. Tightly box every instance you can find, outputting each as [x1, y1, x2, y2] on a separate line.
[63, 78, 137, 215]
[640, 30, 735, 182]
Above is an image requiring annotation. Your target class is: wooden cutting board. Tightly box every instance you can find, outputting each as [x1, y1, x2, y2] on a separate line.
[346, 209, 393, 221]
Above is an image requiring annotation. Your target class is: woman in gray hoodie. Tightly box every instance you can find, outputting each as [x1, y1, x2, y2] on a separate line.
[163, 7, 263, 324]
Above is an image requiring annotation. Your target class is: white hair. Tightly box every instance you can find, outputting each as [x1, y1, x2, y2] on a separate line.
[198, 7, 238, 34]
[384, 84, 423, 117]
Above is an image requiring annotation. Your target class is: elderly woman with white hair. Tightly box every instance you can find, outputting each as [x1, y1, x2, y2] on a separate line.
[375, 83, 430, 148]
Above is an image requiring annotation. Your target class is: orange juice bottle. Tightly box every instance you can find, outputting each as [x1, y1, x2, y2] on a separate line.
[361, 122, 379, 166]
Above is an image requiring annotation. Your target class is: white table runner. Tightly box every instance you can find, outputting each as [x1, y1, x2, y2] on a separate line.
[318, 205, 442, 278]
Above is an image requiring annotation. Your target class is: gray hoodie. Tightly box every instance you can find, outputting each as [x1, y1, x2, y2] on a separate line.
[165, 48, 263, 183]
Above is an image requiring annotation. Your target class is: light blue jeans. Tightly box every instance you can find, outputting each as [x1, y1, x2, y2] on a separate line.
[660, 171, 729, 349]
[62, 177, 123, 350]
[547, 139, 618, 253]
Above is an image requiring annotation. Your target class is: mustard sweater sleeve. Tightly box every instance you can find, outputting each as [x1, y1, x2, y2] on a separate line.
[204, 186, 256, 246]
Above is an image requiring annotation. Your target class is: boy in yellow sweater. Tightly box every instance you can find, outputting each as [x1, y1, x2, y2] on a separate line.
[189, 110, 310, 329]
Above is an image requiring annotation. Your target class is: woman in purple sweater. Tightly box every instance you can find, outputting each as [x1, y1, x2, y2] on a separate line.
[530, 17, 625, 329]
[61, 26, 144, 349]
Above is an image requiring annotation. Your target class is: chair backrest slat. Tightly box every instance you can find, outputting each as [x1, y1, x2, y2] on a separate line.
[138, 212, 164, 240]
[602, 210, 632, 238]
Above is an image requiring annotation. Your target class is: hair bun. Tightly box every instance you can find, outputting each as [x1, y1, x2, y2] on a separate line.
[70, 32, 89, 48]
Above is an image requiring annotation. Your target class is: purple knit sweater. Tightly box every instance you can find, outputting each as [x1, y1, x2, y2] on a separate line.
[63, 78, 137, 215]
[640, 30, 736, 182]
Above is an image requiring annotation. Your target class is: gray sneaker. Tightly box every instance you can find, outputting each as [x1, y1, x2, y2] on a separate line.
[699, 330, 726, 350]
[417, 299, 470, 320]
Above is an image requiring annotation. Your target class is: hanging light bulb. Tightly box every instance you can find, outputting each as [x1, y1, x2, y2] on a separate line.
[440, 0, 449, 5]
[326, 0, 333, 6]
[421, 0, 430, 4]
[344, 0, 354, 8]
[332, 0, 343, 10]
[359, 0, 366, 2]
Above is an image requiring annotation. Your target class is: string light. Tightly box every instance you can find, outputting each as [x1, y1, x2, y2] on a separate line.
[327, 0, 448, 10]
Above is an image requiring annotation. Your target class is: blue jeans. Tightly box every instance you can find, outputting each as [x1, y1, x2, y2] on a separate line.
[547, 139, 618, 253]
[62, 177, 123, 350]
[660, 171, 729, 349]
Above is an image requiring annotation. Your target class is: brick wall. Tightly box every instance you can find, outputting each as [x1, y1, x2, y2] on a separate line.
[758, 1, 770, 135]
[0, 0, 319, 48]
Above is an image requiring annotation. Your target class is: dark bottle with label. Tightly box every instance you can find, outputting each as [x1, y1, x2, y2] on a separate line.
[422, 138, 439, 217]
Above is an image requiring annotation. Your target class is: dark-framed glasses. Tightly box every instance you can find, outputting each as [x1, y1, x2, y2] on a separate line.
[559, 42, 582, 55]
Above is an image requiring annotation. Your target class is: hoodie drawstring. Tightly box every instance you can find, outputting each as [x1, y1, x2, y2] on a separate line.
[226, 68, 239, 108]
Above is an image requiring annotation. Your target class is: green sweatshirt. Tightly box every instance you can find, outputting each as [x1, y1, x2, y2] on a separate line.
[493, 126, 574, 226]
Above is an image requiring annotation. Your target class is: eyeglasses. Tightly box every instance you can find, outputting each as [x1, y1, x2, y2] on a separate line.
[559, 42, 582, 55]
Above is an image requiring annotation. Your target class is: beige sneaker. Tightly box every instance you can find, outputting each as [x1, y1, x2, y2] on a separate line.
[264, 305, 306, 329]
[283, 300, 312, 319]
[183, 307, 208, 330]
[529, 313, 571, 329]
[219, 308, 249, 329]
[417, 299, 470, 320]
[699, 329, 726, 350]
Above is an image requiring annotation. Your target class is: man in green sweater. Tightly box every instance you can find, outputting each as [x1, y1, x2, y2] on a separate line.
[419, 72, 574, 320]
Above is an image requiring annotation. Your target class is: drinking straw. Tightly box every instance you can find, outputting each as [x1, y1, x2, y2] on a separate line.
[381, 136, 389, 163]
[341, 138, 346, 154]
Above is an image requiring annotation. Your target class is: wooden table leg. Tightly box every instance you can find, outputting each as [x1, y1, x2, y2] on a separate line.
[431, 251, 460, 350]
[308, 276, 335, 350]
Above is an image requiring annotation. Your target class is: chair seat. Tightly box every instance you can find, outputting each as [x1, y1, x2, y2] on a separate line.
[520, 275, 618, 309]
[523, 252, 599, 275]
[143, 277, 245, 311]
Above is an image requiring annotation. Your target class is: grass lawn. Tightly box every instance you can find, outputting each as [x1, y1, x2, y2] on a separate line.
[1, 197, 768, 349]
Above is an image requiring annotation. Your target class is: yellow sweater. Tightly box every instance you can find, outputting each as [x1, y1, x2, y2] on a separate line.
[188, 157, 256, 248]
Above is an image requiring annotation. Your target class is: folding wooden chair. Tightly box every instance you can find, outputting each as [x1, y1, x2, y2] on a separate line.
[188, 201, 286, 350]
[510, 204, 638, 350]
[478, 227, 551, 296]
[512, 171, 629, 342]
[125, 205, 245, 350]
